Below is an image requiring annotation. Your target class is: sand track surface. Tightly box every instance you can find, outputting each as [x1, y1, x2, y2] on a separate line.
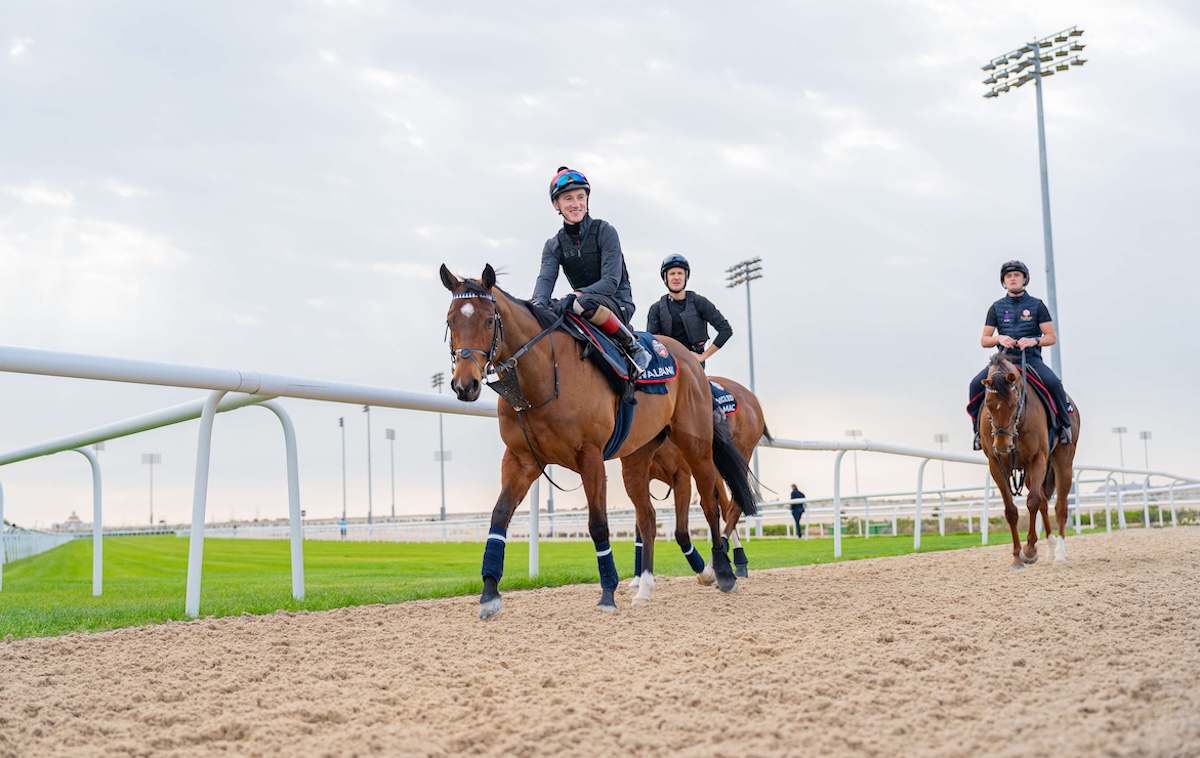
[2, 528, 1199, 757]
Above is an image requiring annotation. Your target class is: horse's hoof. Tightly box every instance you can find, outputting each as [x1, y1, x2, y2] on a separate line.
[632, 595, 651, 606]
[628, 576, 640, 591]
[717, 575, 738, 594]
[1021, 552, 1039, 565]
[597, 589, 617, 612]
[734, 564, 749, 579]
[698, 567, 716, 586]
[479, 597, 503, 620]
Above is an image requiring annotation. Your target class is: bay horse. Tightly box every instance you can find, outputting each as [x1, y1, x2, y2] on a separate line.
[634, 377, 770, 585]
[980, 352, 1082, 569]
[441, 264, 758, 619]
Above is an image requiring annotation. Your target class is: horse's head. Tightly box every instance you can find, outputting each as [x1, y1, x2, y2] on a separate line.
[440, 263, 501, 402]
[981, 353, 1021, 456]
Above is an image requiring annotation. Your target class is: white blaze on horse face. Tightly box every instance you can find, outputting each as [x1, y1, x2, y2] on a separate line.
[459, 302, 476, 319]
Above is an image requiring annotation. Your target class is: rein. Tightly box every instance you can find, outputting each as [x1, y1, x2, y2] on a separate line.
[986, 350, 1029, 495]
[447, 291, 579, 492]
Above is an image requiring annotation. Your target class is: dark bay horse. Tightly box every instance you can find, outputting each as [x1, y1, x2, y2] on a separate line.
[441, 264, 757, 619]
[634, 377, 770, 586]
[980, 352, 1082, 569]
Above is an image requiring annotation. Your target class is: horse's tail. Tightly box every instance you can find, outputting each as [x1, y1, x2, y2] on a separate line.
[760, 422, 774, 446]
[712, 412, 759, 517]
[1042, 463, 1057, 502]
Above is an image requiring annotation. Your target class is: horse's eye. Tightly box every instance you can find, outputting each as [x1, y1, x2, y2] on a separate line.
[484, 317, 494, 328]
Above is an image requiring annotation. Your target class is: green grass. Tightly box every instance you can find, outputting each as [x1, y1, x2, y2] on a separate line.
[0, 530, 1088, 640]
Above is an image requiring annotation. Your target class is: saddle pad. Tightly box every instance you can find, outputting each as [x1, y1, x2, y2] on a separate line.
[710, 380, 738, 417]
[1020, 366, 1075, 453]
[564, 314, 677, 394]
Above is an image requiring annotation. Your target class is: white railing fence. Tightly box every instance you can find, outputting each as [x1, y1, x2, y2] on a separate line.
[1, 343, 1197, 615]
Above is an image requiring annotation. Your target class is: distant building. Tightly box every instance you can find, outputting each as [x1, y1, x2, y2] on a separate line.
[55, 511, 90, 532]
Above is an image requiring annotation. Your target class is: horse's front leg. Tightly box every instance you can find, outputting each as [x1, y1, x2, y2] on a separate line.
[989, 457, 1024, 570]
[621, 440, 665, 605]
[479, 449, 540, 620]
[579, 448, 618, 612]
[1021, 458, 1049, 566]
[1052, 454, 1073, 564]
[688, 450, 736, 593]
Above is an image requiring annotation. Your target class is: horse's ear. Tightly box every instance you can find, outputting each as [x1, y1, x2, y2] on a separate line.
[482, 264, 496, 290]
[1005, 372, 1018, 385]
[982, 377, 993, 388]
[440, 264, 459, 292]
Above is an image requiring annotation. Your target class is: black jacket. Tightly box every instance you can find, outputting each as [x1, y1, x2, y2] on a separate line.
[645, 292, 732, 353]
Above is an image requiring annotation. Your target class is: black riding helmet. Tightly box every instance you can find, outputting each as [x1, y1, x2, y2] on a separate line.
[549, 166, 590, 202]
[660, 253, 690, 284]
[1000, 259, 1030, 285]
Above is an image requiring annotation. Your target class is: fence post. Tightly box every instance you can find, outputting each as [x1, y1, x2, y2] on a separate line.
[913, 458, 930, 550]
[1072, 468, 1082, 534]
[833, 450, 846, 559]
[529, 477, 540, 578]
[982, 473, 991, 545]
[73, 447, 103, 596]
[1170, 480, 1179, 527]
[185, 390, 228, 619]
[0, 479, 5, 592]
[259, 401, 304, 601]
[1142, 476, 1151, 529]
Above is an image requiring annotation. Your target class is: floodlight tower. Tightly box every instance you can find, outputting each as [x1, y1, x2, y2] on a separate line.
[726, 257, 764, 485]
[982, 26, 1087, 380]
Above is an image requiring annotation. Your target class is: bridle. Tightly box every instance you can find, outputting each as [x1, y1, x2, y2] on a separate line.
[986, 350, 1029, 495]
[445, 287, 578, 491]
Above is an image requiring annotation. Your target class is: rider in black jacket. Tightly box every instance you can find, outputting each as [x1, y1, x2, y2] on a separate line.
[645, 254, 732, 369]
[967, 260, 1073, 450]
[530, 167, 652, 376]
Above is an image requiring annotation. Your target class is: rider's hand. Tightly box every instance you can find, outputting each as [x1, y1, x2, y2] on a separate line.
[1016, 337, 1038, 349]
[997, 335, 1017, 349]
[552, 294, 576, 317]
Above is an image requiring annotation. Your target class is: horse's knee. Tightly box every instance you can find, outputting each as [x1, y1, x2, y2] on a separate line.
[674, 528, 690, 546]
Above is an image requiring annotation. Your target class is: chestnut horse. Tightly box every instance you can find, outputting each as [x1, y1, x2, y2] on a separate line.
[633, 377, 769, 585]
[441, 264, 757, 619]
[980, 352, 1081, 569]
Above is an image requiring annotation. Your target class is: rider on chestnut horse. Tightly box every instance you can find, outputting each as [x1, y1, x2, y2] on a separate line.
[644, 253, 734, 369]
[967, 260, 1074, 451]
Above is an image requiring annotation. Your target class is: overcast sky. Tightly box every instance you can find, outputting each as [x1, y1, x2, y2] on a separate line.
[2, 0, 1198, 529]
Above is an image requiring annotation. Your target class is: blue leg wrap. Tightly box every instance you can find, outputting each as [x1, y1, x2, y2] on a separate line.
[634, 532, 643, 577]
[595, 540, 619, 592]
[481, 526, 507, 581]
[682, 543, 706, 573]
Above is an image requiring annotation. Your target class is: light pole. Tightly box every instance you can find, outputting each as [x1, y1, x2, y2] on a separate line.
[363, 405, 373, 524]
[982, 26, 1086, 380]
[386, 428, 396, 521]
[1112, 426, 1127, 487]
[141, 453, 161, 526]
[934, 433, 949, 489]
[726, 257, 763, 483]
[432, 372, 448, 521]
[338, 417, 347, 521]
[845, 429, 863, 495]
[1139, 431, 1152, 471]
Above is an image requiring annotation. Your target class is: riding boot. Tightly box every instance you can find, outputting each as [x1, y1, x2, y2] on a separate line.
[1058, 418, 1073, 445]
[610, 322, 652, 378]
[972, 418, 982, 451]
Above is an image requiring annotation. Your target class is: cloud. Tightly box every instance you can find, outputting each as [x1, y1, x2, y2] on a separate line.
[3, 183, 75, 208]
[104, 179, 152, 199]
[9, 37, 32, 58]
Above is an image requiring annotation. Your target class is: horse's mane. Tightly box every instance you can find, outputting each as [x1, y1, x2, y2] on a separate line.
[987, 352, 1019, 396]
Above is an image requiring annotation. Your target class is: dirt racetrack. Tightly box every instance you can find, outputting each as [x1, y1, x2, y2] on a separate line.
[2, 527, 1199, 757]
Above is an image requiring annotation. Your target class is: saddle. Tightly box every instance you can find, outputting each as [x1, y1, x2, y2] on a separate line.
[561, 313, 677, 393]
[1016, 365, 1073, 453]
